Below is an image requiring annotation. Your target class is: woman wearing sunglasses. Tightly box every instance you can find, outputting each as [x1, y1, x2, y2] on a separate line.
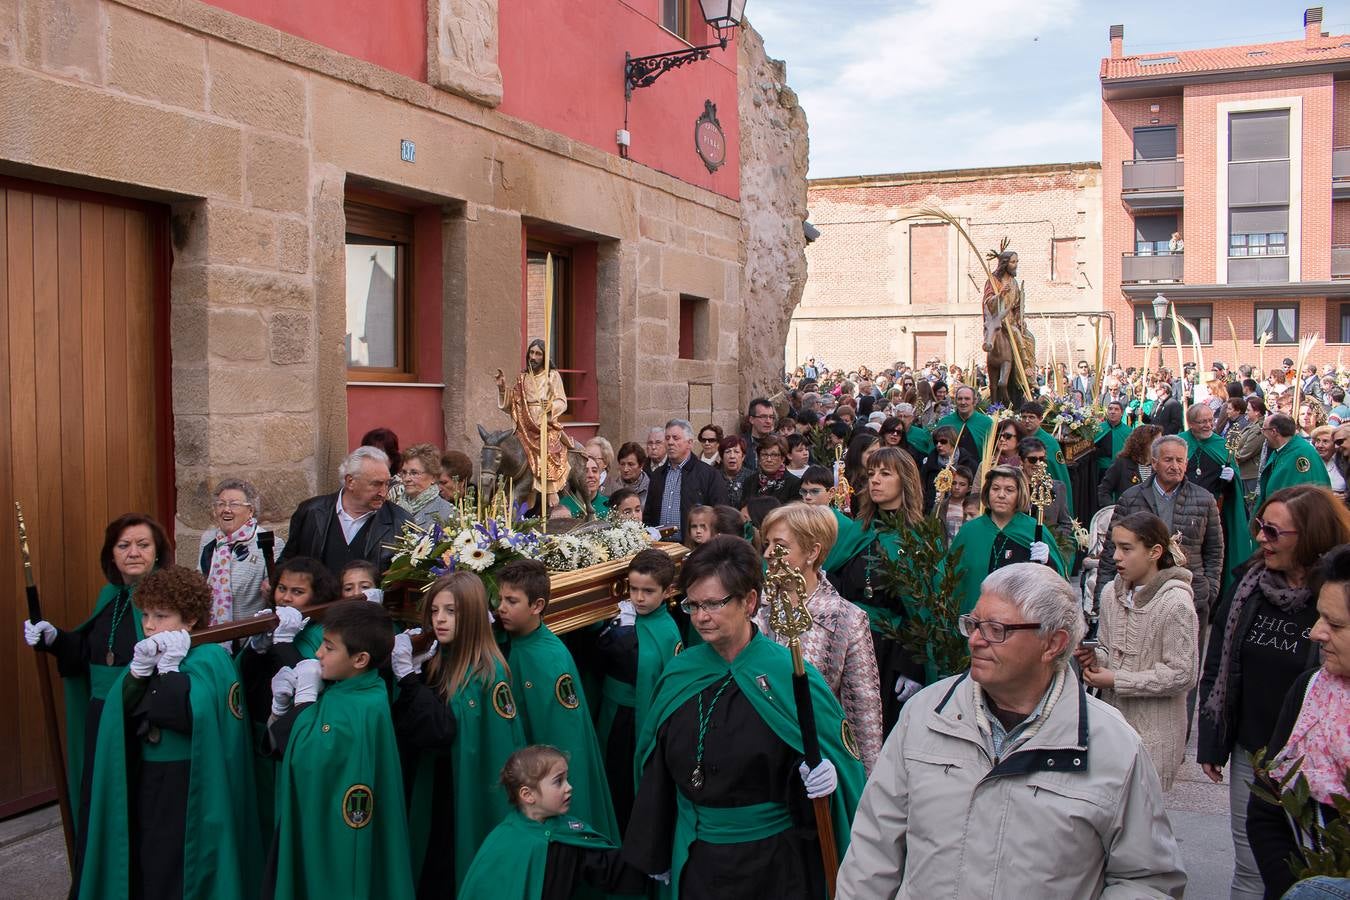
[1198, 485, 1350, 900]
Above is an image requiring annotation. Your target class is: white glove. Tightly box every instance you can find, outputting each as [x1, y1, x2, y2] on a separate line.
[1030, 541, 1050, 564]
[23, 620, 56, 647]
[129, 637, 162, 678]
[272, 605, 309, 644]
[362, 587, 384, 604]
[1220, 466, 1235, 482]
[155, 630, 192, 673]
[617, 600, 637, 628]
[292, 658, 324, 705]
[894, 676, 922, 704]
[409, 628, 438, 671]
[391, 631, 418, 680]
[650, 872, 671, 886]
[799, 758, 838, 799]
[270, 666, 298, 717]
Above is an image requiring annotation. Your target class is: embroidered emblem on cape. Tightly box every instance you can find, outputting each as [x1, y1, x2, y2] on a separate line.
[841, 720, 862, 761]
[555, 674, 580, 710]
[491, 681, 517, 719]
[568, 819, 584, 831]
[342, 784, 374, 829]
[673, 642, 684, 656]
[1056, 450, 1066, 465]
[755, 674, 771, 695]
[1296, 456, 1311, 473]
[227, 682, 244, 720]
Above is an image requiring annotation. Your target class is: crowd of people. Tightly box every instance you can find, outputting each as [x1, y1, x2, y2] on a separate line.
[18, 353, 1350, 897]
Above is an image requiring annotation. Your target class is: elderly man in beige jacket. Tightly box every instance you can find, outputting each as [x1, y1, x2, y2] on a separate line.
[837, 563, 1186, 900]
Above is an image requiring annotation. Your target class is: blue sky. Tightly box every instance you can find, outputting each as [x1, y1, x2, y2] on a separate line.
[750, 0, 1350, 178]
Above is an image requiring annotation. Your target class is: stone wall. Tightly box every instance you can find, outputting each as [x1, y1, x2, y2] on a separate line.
[737, 20, 809, 409]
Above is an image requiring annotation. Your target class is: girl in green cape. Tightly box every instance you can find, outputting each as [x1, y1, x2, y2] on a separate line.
[946, 465, 1067, 616]
[394, 571, 526, 892]
[24, 513, 171, 892]
[459, 745, 649, 899]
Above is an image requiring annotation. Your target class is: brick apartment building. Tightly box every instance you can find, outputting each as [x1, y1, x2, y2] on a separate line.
[790, 163, 1104, 373]
[1103, 6, 1350, 370]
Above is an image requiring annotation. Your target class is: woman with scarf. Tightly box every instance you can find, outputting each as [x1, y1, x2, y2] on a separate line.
[992, 418, 1026, 469]
[1199, 485, 1350, 900]
[746, 435, 800, 504]
[717, 435, 756, 508]
[396, 444, 456, 527]
[1247, 542, 1350, 899]
[614, 442, 652, 508]
[21, 513, 173, 891]
[197, 479, 285, 625]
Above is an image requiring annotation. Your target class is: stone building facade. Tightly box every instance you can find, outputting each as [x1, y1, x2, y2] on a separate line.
[789, 162, 1104, 374]
[0, 0, 806, 814]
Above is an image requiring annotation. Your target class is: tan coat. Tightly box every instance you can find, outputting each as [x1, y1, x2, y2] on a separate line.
[1094, 567, 1198, 790]
[837, 670, 1186, 900]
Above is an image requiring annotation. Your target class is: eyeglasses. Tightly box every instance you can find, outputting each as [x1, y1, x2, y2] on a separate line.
[957, 615, 1042, 643]
[751, 413, 776, 421]
[1253, 516, 1298, 543]
[1024, 456, 1047, 465]
[800, 487, 829, 499]
[700, 436, 719, 443]
[213, 500, 253, 511]
[681, 594, 737, 615]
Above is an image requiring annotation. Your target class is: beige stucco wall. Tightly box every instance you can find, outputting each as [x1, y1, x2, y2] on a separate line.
[0, 0, 753, 556]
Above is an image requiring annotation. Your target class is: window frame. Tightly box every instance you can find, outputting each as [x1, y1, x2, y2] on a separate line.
[660, 0, 690, 40]
[344, 201, 415, 382]
[1254, 304, 1299, 345]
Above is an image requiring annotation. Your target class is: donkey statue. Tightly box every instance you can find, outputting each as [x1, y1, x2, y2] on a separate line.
[476, 424, 593, 521]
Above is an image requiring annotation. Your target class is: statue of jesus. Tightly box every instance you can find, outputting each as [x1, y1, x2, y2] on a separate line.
[495, 338, 571, 500]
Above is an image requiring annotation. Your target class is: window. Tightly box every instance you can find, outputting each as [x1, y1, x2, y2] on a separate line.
[1229, 207, 1288, 257]
[661, 0, 689, 38]
[525, 247, 573, 373]
[345, 202, 412, 375]
[1133, 126, 1177, 161]
[1135, 215, 1178, 256]
[678, 295, 710, 359]
[1133, 303, 1213, 346]
[1230, 109, 1290, 162]
[1255, 305, 1298, 345]
[1335, 304, 1350, 343]
[1050, 238, 1076, 282]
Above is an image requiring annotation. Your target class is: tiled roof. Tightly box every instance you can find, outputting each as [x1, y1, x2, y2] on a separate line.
[1101, 36, 1350, 80]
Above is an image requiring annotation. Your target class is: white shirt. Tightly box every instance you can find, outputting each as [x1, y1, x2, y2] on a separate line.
[1327, 458, 1347, 494]
[335, 491, 375, 544]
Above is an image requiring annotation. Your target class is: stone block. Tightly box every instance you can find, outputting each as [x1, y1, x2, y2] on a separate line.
[246, 133, 309, 214]
[0, 2, 20, 63]
[175, 469, 215, 530]
[660, 246, 724, 298]
[170, 299, 208, 364]
[638, 288, 670, 321]
[204, 205, 277, 268]
[208, 308, 267, 361]
[640, 187, 676, 222]
[174, 415, 209, 466]
[207, 416, 261, 466]
[638, 214, 669, 243]
[277, 218, 310, 273]
[638, 322, 670, 357]
[269, 310, 312, 364]
[107, 5, 207, 109]
[248, 468, 314, 522]
[705, 233, 739, 262]
[22, 0, 103, 83]
[262, 415, 315, 464]
[638, 242, 662, 286]
[207, 266, 314, 311]
[171, 365, 208, 416]
[208, 42, 307, 137]
[208, 369, 314, 414]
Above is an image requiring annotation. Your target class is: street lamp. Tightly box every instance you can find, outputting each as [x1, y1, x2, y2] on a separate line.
[1152, 293, 1169, 343]
[625, 0, 749, 98]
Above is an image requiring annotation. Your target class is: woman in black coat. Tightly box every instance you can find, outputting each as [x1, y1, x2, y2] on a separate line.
[1097, 424, 1161, 507]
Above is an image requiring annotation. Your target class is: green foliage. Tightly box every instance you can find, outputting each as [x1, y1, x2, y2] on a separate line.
[1251, 748, 1350, 882]
[871, 513, 970, 678]
[808, 425, 836, 468]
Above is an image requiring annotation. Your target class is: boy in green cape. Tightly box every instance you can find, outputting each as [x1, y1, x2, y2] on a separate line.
[497, 559, 620, 841]
[622, 536, 865, 900]
[264, 600, 414, 900]
[78, 565, 260, 900]
[460, 745, 650, 899]
[595, 549, 683, 830]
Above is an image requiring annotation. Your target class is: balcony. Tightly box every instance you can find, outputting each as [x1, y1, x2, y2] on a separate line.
[1335, 148, 1350, 200]
[1228, 255, 1290, 284]
[1334, 246, 1350, 278]
[1121, 251, 1183, 284]
[1122, 158, 1183, 210]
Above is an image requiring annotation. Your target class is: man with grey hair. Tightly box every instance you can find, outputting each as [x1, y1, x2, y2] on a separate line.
[279, 445, 411, 576]
[838, 564, 1186, 899]
[643, 418, 727, 540]
[644, 426, 668, 476]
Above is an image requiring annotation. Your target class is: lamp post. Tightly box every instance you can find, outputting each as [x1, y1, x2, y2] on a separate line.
[1152, 292, 1168, 345]
[625, 0, 749, 98]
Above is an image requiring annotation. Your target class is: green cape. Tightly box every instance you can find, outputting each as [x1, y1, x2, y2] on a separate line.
[408, 656, 526, 889]
[64, 584, 145, 828]
[822, 508, 871, 575]
[1094, 420, 1134, 471]
[905, 425, 934, 456]
[1181, 429, 1256, 595]
[598, 605, 684, 793]
[271, 669, 414, 900]
[634, 633, 864, 898]
[459, 809, 617, 900]
[78, 643, 260, 900]
[1258, 434, 1332, 507]
[561, 492, 611, 519]
[509, 624, 619, 840]
[934, 410, 993, 457]
[1036, 427, 1074, 513]
[945, 513, 1067, 616]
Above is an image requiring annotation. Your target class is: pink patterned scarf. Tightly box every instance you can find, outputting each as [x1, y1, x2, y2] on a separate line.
[207, 518, 256, 625]
[1273, 669, 1350, 804]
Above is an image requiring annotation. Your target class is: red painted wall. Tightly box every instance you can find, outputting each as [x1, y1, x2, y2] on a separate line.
[498, 0, 740, 200]
[203, 0, 426, 81]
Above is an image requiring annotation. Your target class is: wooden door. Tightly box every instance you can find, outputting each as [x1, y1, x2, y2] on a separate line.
[0, 178, 170, 816]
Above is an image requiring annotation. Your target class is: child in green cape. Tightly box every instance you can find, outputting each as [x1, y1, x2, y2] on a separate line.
[78, 565, 260, 900]
[339, 559, 379, 600]
[459, 745, 650, 899]
[595, 548, 683, 830]
[393, 571, 526, 892]
[263, 600, 414, 900]
[237, 556, 338, 833]
[497, 559, 620, 841]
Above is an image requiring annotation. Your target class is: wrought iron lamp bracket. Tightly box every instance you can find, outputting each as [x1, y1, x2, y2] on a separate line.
[625, 35, 729, 99]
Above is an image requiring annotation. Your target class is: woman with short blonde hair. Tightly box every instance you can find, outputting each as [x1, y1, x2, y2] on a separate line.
[398, 443, 455, 526]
